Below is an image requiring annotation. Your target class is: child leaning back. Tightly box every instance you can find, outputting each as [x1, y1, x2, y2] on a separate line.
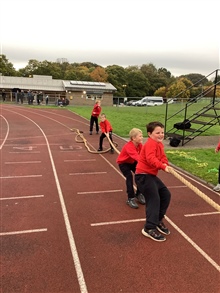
[135, 121, 173, 242]
[116, 128, 145, 209]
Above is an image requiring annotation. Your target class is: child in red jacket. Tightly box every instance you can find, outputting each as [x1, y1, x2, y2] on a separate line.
[117, 128, 145, 209]
[98, 113, 114, 153]
[135, 121, 172, 242]
[213, 140, 220, 191]
[90, 100, 101, 135]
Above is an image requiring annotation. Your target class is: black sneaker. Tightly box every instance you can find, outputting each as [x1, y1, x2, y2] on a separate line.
[97, 148, 103, 152]
[110, 149, 114, 154]
[157, 221, 170, 235]
[135, 193, 145, 205]
[90, 131, 92, 135]
[126, 198, 138, 209]
[142, 228, 166, 242]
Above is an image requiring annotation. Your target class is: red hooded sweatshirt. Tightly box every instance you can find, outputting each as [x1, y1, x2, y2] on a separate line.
[135, 137, 168, 175]
[117, 141, 142, 164]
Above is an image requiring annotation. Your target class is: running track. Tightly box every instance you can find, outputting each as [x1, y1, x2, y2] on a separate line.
[0, 104, 219, 293]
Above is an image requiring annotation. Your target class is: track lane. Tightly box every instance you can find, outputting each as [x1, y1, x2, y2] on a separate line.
[0, 105, 219, 293]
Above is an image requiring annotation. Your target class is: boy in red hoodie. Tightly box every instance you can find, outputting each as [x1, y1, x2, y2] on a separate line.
[213, 140, 220, 191]
[135, 121, 172, 242]
[98, 113, 114, 153]
[117, 128, 145, 209]
[90, 100, 101, 135]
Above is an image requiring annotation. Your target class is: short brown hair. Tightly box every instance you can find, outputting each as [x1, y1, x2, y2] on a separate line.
[146, 121, 164, 133]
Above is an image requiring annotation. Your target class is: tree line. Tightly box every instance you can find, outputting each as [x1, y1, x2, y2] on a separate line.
[0, 54, 219, 99]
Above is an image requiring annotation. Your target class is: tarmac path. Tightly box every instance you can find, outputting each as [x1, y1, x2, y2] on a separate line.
[0, 104, 219, 293]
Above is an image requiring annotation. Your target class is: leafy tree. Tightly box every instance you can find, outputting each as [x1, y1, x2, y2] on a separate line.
[180, 73, 208, 86]
[0, 54, 17, 76]
[126, 70, 150, 97]
[154, 86, 167, 98]
[106, 65, 127, 96]
[90, 66, 108, 82]
[166, 80, 190, 101]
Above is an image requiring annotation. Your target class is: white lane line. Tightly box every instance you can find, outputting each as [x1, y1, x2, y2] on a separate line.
[0, 115, 9, 150]
[184, 211, 220, 217]
[78, 189, 123, 195]
[5, 108, 88, 293]
[91, 216, 220, 272]
[9, 151, 40, 154]
[0, 228, 47, 236]
[167, 185, 187, 189]
[69, 172, 107, 175]
[5, 161, 41, 164]
[0, 195, 44, 201]
[64, 159, 96, 162]
[0, 175, 42, 179]
[91, 218, 145, 226]
[165, 216, 220, 272]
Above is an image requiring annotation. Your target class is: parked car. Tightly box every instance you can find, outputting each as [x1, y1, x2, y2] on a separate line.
[133, 96, 164, 106]
[126, 100, 137, 106]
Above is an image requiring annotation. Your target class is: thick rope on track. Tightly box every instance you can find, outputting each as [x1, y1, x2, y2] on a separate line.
[71, 128, 220, 211]
[168, 167, 220, 212]
[70, 128, 119, 154]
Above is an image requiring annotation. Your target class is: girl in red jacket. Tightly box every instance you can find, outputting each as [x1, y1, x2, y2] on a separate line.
[213, 140, 220, 191]
[90, 100, 101, 135]
[98, 113, 114, 153]
[135, 121, 172, 242]
[116, 128, 145, 209]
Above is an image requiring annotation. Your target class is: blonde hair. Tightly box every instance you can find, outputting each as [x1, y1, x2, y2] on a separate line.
[129, 128, 142, 140]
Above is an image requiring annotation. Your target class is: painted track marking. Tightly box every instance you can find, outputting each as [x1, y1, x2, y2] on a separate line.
[5, 161, 41, 164]
[0, 175, 42, 179]
[0, 195, 44, 201]
[184, 211, 220, 217]
[3, 109, 88, 293]
[91, 216, 220, 272]
[69, 172, 107, 175]
[0, 228, 47, 236]
[77, 189, 123, 195]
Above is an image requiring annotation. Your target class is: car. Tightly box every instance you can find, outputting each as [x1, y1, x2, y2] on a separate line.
[126, 100, 137, 106]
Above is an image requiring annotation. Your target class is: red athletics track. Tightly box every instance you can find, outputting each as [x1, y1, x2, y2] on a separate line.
[0, 104, 220, 293]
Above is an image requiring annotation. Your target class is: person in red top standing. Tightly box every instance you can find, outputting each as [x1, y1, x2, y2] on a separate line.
[135, 121, 173, 242]
[98, 113, 114, 153]
[116, 128, 145, 209]
[90, 100, 101, 135]
[213, 140, 220, 191]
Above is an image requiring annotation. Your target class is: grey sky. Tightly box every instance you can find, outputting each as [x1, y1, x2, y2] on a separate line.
[1, 0, 219, 77]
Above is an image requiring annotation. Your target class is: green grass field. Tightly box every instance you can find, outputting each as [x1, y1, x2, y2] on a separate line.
[69, 103, 220, 186]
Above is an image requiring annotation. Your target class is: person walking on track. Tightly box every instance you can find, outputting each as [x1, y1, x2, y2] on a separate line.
[213, 139, 220, 192]
[90, 100, 101, 135]
[135, 121, 172, 242]
[97, 113, 114, 153]
[116, 128, 145, 209]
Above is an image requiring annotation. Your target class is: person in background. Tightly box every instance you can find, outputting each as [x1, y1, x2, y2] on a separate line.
[20, 90, 24, 104]
[98, 113, 114, 153]
[116, 128, 145, 209]
[213, 140, 220, 191]
[135, 121, 172, 242]
[90, 100, 101, 135]
[45, 94, 49, 105]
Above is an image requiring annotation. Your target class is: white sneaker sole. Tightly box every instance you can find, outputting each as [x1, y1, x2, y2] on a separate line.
[142, 229, 166, 242]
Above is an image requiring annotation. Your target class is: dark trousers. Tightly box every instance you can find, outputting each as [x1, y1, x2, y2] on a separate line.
[119, 162, 140, 199]
[99, 131, 113, 150]
[135, 174, 171, 229]
[90, 116, 99, 132]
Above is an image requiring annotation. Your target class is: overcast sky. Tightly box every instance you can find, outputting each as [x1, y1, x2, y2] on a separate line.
[0, 0, 219, 77]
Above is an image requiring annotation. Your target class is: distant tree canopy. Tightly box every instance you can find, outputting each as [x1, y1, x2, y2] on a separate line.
[0, 54, 218, 98]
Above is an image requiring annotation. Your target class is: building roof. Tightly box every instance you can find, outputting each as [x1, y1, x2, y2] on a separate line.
[0, 75, 117, 93]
